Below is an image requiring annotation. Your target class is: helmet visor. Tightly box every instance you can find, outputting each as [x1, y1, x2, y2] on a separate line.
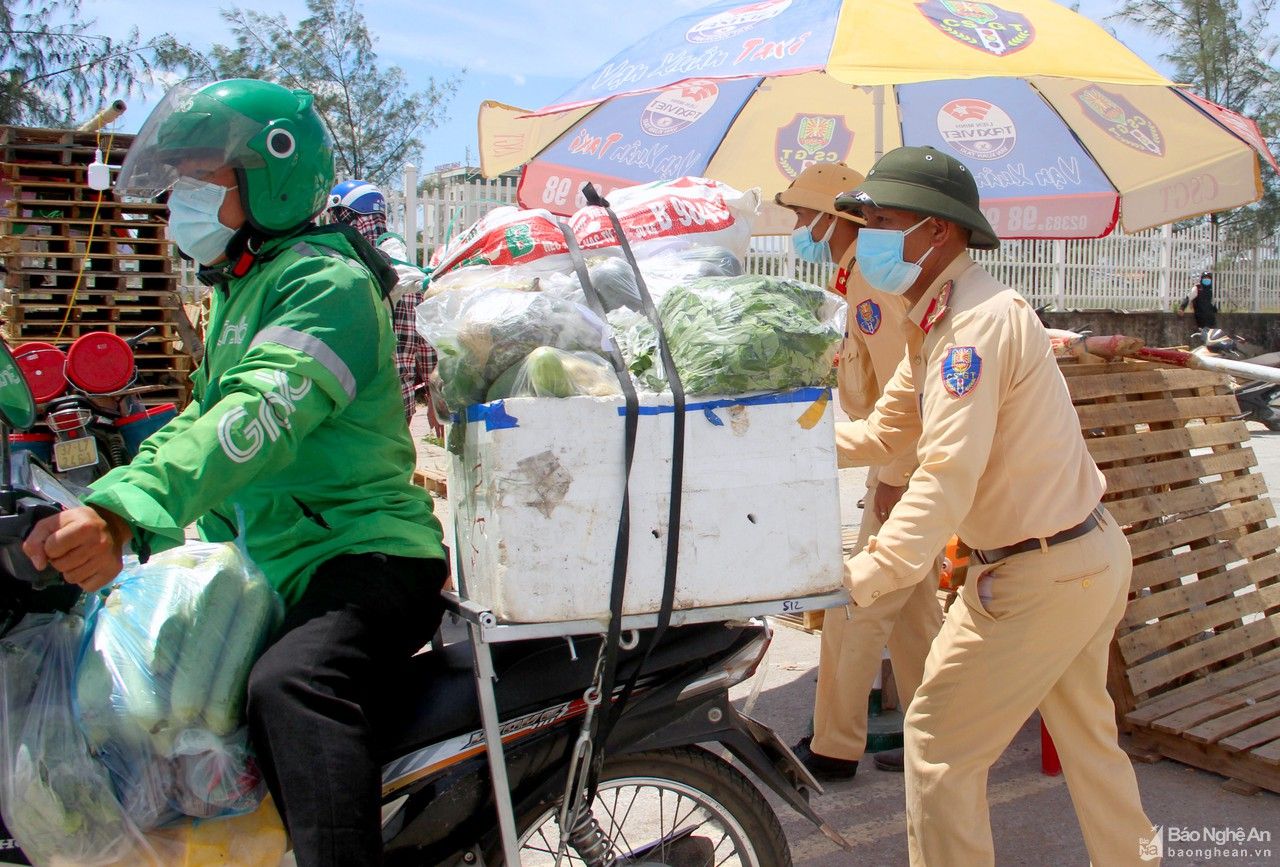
[115, 83, 268, 200]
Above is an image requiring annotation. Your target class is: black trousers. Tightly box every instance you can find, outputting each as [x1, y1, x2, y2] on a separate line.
[246, 552, 448, 867]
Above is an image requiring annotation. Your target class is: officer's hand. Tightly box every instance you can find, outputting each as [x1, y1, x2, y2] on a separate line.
[873, 482, 906, 523]
[22, 506, 130, 592]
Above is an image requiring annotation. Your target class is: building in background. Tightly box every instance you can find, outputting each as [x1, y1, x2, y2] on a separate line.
[406, 163, 520, 260]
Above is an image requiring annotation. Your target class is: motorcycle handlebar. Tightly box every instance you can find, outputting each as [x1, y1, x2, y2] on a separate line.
[0, 501, 64, 589]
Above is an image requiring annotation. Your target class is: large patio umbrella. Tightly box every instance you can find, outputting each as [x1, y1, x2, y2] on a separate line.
[478, 0, 1276, 238]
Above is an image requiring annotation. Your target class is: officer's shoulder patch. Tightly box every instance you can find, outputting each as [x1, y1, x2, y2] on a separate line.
[940, 345, 982, 397]
[855, 298, 882, 335]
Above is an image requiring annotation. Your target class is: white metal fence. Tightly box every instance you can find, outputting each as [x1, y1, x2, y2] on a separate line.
[386, 171, 1280, 313]
[744, 223, 1280, 312]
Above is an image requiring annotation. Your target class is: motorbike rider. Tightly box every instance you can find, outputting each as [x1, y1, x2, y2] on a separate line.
[21, 78, 447, 867]
[1179, 270, 1218, 329]
[326, 179, 439, 427]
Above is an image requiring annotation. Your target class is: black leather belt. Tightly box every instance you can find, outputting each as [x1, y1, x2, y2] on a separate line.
[972, 506, 1105, 566]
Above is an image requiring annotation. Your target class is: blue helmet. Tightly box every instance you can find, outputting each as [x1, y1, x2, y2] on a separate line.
[328, 179, 385, 215]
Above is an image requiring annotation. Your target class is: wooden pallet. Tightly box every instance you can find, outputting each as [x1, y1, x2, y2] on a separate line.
[1059, 357, 1280, 793]
[0, 125, 193, 408]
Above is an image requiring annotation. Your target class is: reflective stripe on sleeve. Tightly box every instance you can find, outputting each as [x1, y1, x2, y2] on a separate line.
[249, 325, 357, 401]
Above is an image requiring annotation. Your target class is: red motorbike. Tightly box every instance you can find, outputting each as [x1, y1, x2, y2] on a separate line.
[11, 329, 176, 487]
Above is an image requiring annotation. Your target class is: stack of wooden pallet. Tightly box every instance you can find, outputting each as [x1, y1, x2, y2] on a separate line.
[1060, 356, 1280, 794]
[0, 125, 194, 406]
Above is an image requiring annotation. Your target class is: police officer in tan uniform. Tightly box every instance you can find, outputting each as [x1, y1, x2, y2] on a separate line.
[776, 162, 943, 779]
[832, 146, 1157, 865]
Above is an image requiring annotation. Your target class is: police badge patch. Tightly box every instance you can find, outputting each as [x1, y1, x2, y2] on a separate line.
[1073, 85, 1166, 157]
[916, 0, 1035, 56]
[855, 299, 882, 335]
[941, 346, 982, 397]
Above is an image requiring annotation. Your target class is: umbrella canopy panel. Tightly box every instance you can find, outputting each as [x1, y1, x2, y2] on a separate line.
[481, 0, 1273, 238]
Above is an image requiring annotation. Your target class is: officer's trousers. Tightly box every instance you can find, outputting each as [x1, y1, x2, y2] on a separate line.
[811, 479, 943, 761]
[904, 509, 1156, 866]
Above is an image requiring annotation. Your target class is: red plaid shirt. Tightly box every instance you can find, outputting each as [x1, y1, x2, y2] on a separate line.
[333, 207, 437, 422]
[393, 288, 436, 422]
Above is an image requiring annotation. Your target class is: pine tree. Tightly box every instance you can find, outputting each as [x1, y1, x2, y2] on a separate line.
[157, 0, 459, 188]
[1111, 0, 1280, 237]
[0, 0, 155, 126]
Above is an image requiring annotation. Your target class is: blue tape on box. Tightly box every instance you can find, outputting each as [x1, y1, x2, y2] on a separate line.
[462, 400, 521, 431]
[618, 387, 829, 426]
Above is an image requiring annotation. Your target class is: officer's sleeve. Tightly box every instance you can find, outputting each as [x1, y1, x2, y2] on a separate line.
[844, 310, 1007, 606]
[833, 353, 922, 469]
[85, 255, 384, 557]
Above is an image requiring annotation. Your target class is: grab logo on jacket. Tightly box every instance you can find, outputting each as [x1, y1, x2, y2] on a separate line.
[217, 370, 313, 463]
[217, 316, 250, 347]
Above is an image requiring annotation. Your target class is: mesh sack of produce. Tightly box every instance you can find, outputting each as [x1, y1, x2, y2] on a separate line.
[415, 285, 609, 411]
[607, 274, 846, 395]
[75, 542, 282, 827]
[0, 610, 143, 864]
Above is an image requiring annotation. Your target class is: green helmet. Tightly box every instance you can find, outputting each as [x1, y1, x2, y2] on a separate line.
[116, 79, 335, 235]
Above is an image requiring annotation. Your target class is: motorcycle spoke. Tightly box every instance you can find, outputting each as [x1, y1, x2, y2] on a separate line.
[517, 765, 768, 866]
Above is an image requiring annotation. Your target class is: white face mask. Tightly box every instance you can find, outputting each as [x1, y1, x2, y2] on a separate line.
[167, 177, 238, 266]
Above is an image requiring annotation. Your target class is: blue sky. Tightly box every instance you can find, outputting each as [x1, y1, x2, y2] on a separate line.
[84, 0, 1182, 170]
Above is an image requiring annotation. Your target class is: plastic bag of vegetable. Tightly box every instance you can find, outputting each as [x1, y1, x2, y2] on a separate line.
[415, 286, 609, 411]
[76, 542, 281, 828]
[486, 347, 622, 401]
[541, 246, 745, 314]
[0, 610, 142, 865]
[607, 274, 845, 395]
[97, 795, 287, 867]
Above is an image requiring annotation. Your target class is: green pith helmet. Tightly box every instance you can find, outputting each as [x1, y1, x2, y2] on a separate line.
[116, 79, 335, 235]
[835, 146, 999, 250]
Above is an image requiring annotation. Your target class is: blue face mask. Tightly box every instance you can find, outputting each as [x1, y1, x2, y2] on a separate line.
[168, 177, 238, 266]
[855, 217, 934, 296]
[792, 213, 835, 264]
[1201, 278, 1212, 287]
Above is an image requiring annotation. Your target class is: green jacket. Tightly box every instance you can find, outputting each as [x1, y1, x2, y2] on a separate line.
[86, 228, 445, 606]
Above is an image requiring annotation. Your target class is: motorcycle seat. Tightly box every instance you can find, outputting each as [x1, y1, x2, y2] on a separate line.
[377, 620, 748, 761]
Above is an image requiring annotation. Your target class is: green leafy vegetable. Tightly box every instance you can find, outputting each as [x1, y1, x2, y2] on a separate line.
[609, 274, 843, 395]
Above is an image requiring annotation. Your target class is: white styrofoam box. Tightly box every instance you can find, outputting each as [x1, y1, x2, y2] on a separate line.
[448, 387, 843, 622]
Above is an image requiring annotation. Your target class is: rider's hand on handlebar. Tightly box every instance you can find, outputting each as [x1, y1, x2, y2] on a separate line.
[22, 506, 131, 592]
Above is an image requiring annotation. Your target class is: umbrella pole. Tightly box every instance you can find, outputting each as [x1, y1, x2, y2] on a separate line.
[874, 85, 886, 162]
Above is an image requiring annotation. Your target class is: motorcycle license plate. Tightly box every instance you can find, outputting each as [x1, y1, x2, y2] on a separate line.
[54, 436, 98, 472]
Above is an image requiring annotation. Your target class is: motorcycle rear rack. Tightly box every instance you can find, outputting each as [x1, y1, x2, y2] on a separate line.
[439, 588, 849, 865]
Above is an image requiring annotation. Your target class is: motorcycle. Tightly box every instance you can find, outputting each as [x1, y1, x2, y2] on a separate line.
[12, 329, 174, 487]
[1191, 328, 1280, 431]
[0, 339, 846, 865]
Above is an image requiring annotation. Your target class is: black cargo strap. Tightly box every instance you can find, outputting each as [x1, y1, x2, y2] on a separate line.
[576, 183, 687, 800]
[556, 220, 641, 773]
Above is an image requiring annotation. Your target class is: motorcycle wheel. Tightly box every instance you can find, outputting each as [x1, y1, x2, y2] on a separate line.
[509, 746, 791, 866]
